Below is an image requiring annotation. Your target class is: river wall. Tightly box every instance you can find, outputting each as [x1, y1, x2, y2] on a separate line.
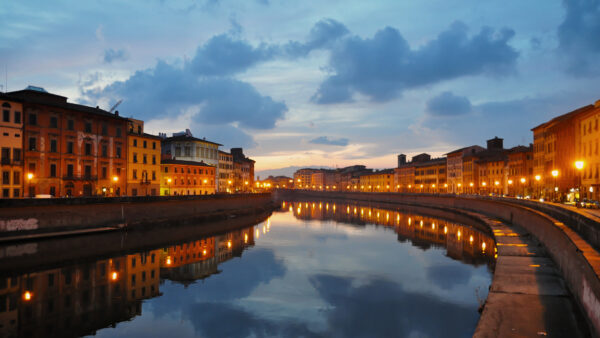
[0, 193, 273, 235]
[275, 189, 600, 335]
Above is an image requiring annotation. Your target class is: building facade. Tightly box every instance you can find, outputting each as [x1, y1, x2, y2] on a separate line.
[0, 95, 23, 198]
[126, 119, 161, 196]
[8, 87, 128, 197]
[231, 148, 255, 192]
[359, 169, 394, 192]
[445, 145, 484, 194]
[160, 159, 216, 196]
[218, 150, 234, 193]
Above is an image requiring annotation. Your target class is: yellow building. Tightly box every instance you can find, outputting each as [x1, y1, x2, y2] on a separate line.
[414, 158, 447, 193]
[578, 101, 600, 200]
[0, 96, 23, 198]
[126, 119, 161, 196]
[359, 169, 394, 192]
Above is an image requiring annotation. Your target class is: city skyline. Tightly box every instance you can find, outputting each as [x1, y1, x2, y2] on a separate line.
[2, 1, 600, 176]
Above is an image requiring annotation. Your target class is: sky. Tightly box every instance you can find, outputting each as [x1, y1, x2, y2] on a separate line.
[2, 0, 600, 177]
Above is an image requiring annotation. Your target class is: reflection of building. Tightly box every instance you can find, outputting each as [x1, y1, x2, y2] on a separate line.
[286, 200, 495, 266]
[0, 253, 158, 338]
[160, 159, 216, 195]
[0, 95, 23, 199]
[125, 250, 161, 301]
[126, 119, 161, 196]
[7, 86, 129, 197]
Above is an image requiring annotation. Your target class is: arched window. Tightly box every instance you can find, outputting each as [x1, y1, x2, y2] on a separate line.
[1, 102, 10, 108]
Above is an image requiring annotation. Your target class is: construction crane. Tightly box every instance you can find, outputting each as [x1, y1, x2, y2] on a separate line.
[109, 99, 122, 113]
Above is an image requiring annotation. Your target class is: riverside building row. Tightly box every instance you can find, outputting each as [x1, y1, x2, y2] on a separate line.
[0, 86, 255, 198]
[289, 99, 600, 202]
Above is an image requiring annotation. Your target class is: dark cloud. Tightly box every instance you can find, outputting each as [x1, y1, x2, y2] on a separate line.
[310, 274, 479, 337]
[312, 21, 519, 104]
[309, 136, 349, 146]
[284, 18, 349, 57]
[557, 0, 600, 75]
[190, 123, 257, 149]
[426, 91, 472, 116]
[188, 34, 277, 76]
[103, 48, 128, 63]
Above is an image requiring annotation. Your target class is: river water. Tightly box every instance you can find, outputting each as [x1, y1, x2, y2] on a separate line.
[0, 200, 496, 337]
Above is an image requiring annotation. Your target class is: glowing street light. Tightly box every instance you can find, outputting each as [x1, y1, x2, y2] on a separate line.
[575, 161, 585, 202]
[27, 173, 34, 198]
[551, 170, 559, 200]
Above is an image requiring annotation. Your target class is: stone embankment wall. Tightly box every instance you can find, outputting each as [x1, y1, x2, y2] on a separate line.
[275, 190, 600, 335]
[0, 193, 273, 234]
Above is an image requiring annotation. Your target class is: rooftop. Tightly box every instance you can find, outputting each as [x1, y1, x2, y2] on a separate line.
[161, 159, 215, 167]
[162, 134, 223, 146]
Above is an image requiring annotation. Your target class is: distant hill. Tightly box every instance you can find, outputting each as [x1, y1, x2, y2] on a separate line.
[255, 165, 334, 180]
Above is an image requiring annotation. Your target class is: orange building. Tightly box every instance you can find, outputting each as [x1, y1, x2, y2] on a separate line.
[507, 145, 533, 196]
[160, 159, 216, 195]
[0, 95, 23, 198]
[577, 102, 600, 200]
[126, 119, 161, 196]
[7, 87, 128, 197]
[359, 169, 394, 192]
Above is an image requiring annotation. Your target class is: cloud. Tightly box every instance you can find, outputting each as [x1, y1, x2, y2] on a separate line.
[309, 136, 349, 146]
[312, 21, 519, 104]
[103, 48, 128, 63]
[426, 91, 472, 116]
[188, 34, 277, 76]
[284, 18, 349, 57]
[557, 0, 600, 75]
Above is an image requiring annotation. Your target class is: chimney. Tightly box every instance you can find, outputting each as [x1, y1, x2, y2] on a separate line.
[115, 110, 119, 116]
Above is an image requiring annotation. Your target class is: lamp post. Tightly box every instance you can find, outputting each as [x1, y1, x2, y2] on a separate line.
[112, 176, 119, 197]
[508, 179, 513, 196]
[27, 173, 34, 198]
[520, 177, 526, 197]
[535, 175, 541, 199]
[167, 178, 172, 195]
[551, 170, 559, 201]
[469, 182, 474, 194]
[575, 160, 584, 204]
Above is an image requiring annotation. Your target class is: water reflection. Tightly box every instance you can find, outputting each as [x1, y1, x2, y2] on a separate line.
[0, 226, 258, 338]
[0, 201, 496, 337]
[283, 200, 496, 266]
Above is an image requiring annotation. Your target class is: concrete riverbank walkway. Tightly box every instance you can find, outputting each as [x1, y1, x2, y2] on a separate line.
[474, 216, 589, 337]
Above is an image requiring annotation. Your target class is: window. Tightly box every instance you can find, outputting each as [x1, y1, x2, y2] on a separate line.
[13, 188, 19, 197]
[133, 169, 137, 179]
[29, 162, 36, 173]
[152, 171, 156, 180]
[102, 167, 107, 179]
[174, 167, 178, 173]
[116, 127, 122, 137]
[133, 139, 137, 147]
[164, 167, 168, 173]
[67, 119, 74, 130]
[49, 186, 56, 197]
[116, 146, 121, 158]
[13, 171, 20, 185]
[2, 189, 8, 198]
[14, 111, 21, 124]
[102, 144, 108, 157]
[143, 140, 147, 148]
[152, 142, 156, 150]
[185, 146, 191, 156]
[1, 148, 9, 163]
[28, 113, 37, 125]
[84, 122, 92, 133]
[101, 123, 107, 136]
[132, 257, 136, 267]
[143, 154, 147, 164]
[133, 153, 138, 163]
[85, 143, 92, 155]
[2, 110, 9, 122]
[2, 171, 9, 184]
[50, 116, 58, 128]
[12, 148, 20, 162]
[28, 137, 36, 151]
[67, 142, 74, 154]
[50, 164, 56, 177]
[175, 147, 181, 157]
[50, 139, 57, 153]
[84, 165, 92, 178]
[152, 155, 156, 165]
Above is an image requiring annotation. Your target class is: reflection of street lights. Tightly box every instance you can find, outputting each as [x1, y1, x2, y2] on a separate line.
[575, 160, 584, 202]
[551, 170, 559, 201]
[27, 173, 34, 198]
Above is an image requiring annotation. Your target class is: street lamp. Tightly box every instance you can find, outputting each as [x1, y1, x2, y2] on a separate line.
[575, 160, 584, 203]
[27, 173, 34, 198]
[535, 175, 541, 198]
[551, 170, 559, 201]
[520, 177, 526, 197]
[167, 178, 172, 195]
[508, 179, 513, 196]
